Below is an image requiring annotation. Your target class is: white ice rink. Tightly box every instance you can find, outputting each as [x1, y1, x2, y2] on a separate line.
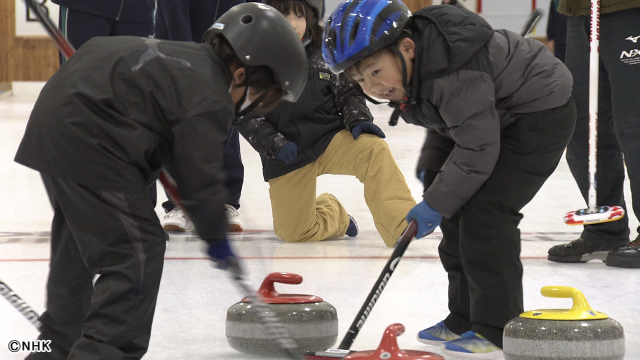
[1, 82, 638, 359]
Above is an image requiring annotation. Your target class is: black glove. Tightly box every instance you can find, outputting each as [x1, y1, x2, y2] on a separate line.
[277, 141, 298, 163]
[207, 239, 241, 275]
[418, 170, 426, 185]
[351, 122, 386, 139]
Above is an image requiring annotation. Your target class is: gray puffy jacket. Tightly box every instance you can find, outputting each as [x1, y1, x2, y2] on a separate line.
[403, 5, 572, 217]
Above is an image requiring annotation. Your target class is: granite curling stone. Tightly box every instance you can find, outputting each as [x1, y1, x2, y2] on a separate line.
[503, 286, 624, 360]
[226, 272, 338, 356]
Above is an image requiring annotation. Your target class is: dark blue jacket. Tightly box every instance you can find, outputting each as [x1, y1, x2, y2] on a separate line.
[235, 45, 374, 181]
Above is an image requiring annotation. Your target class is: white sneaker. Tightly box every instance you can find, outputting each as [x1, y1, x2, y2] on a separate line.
[162, 208, 193, 232]
[225, 204, 243, 233]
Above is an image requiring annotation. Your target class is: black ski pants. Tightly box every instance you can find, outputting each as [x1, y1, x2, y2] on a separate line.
[26, 174, 166, 360]
[439, 99, 576, 348]
[564, 8, 640, 244]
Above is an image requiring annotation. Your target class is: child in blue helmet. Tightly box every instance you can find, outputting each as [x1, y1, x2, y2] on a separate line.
[234, 0, 417, 247]
[324, 0, 576, 357]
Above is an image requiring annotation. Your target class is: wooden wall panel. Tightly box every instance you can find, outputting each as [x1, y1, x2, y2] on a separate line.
[0, 0, 59, 86]
[0, 0, 15, 85]
[13, 37, 59, 81]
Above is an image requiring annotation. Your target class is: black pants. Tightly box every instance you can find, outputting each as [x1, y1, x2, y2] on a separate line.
[439, 99, 576, 348]
[58, 6, 154, 64]
[565, 9, 640, 244]
[27, 175, 166, 360]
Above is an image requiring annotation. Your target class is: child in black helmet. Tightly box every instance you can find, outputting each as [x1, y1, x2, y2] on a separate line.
[234, 0, 417, 247]
[15, 4, 306, 359]
[324, 0, 576, 357]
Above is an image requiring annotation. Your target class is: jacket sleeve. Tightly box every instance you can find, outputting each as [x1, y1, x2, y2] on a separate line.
[417, 128, 456, 188]
[233, 111, 290, 159]
[424, 69, 501, 218]
[331, 72, 374, 130]
[168, 106, 231, 245]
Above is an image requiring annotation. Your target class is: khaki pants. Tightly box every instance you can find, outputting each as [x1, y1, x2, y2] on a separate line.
[268, 130, 416, 247]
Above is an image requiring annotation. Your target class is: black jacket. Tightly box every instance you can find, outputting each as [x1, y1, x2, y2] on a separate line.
[235, 45, 373, 181]
[52, 0, 154, 22]
[15, 36, 233, 243]
[403, 5, 572, 217]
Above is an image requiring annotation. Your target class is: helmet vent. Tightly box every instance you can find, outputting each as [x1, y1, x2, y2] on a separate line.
[240, 15, 253, 24]
[349, 16, 361, 45]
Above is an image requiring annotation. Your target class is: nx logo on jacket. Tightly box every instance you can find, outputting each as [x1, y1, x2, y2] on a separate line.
[620, 48, 640, 65]
[620, 49, 640, 59]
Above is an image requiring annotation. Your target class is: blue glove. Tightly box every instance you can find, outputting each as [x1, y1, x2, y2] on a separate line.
[351, 122, 386, 139]
[406, 200, 442, 238]
[417, 170, 426, 185]
[277, 141, 298, 163]
[207, 239, 241, 274]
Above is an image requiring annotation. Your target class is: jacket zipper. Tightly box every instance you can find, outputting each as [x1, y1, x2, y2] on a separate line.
[116, 0, 125, 20]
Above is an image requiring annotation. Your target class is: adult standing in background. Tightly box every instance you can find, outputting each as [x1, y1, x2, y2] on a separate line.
[546, 0, 569, 62]
[54, 0, 155, 62]
[154, 0, 246, 233]
[547, 0, 640, 268]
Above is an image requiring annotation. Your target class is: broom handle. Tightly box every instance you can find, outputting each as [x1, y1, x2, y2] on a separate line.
[587, 0, 600, 212]
[337, 220, 418, 350]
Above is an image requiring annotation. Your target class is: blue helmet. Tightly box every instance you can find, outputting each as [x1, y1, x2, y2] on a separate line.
[322, 0, 411, 73]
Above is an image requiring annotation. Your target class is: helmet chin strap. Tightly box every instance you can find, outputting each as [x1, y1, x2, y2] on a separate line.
[230, 69, 258, 117]
[229, 69, 280, 118]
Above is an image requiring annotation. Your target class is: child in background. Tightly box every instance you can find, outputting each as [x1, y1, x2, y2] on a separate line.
[15, 4, 307, 359]
[324, 0, 575, 357]
[154, 0, 246, 233]
[234, 0, 416, 247]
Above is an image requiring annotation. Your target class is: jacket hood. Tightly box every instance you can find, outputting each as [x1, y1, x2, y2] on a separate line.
[407, 5, 494, 77]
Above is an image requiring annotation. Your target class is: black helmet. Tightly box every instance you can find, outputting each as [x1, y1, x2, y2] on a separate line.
[203, 3, 308, 102]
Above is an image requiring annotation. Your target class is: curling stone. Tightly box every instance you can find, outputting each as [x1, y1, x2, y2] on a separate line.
[344, 323, 443, 360]
[226, 272, 338, 355]
[503, 286, 625, 360]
